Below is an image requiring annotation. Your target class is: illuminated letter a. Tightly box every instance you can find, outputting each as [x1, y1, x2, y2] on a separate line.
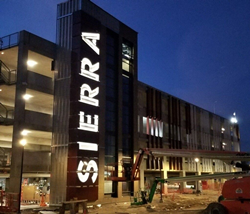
[81, 32, 100, 55]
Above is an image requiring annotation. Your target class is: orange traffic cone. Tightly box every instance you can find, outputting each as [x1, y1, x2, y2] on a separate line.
[40, 194, 47, 207]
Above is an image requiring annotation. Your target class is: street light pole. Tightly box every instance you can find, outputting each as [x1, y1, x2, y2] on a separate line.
[194, 158, 200, 193]
[18, 139, 26, 214]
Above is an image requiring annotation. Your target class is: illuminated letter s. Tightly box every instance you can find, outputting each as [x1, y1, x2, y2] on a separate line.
[77, 160, 98, 183]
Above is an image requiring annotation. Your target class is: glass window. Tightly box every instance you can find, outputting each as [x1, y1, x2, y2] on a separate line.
[122, 43, 133, 59]
[122, 41, 134, 72]
[106, 87, 116, 98]
[105, 156, 116, 165]
[106, 55, 114, 65]
[105, 135, 116, 146]
[106, 111, 116, 122]
[107, 45, 115, 56]
[106, 100, 115, 111]
[106, 121, 116, 132]
[106, 68, 115, 79]
[107, 35, 115, 47]
[106, 76, 115, 88]
[122, 59, 130, 72]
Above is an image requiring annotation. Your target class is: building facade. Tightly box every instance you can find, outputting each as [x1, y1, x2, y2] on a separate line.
[0, 0, 240, 205]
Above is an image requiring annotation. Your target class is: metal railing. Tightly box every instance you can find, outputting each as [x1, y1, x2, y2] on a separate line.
[0, 60, 16, 85]
[0, 32, 19, 50]
[0, 103, 14, 125]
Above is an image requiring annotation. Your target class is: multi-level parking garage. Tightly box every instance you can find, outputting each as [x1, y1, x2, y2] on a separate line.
[0, 32, 55, 194]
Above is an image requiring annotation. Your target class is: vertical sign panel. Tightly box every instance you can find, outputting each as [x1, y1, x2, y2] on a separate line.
[67, 11, 102, 201]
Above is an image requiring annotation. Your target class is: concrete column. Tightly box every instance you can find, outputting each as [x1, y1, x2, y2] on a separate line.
[162, 156, 168, 194]
[138, 158, 145, 192]
[98, 146, 105, 200]
[179, 170, 186, 192]
[9, 32, 29, 212]
[196, 161, 201, 192]
[117, 152, 123, 198]
[208, 172, 214, 190]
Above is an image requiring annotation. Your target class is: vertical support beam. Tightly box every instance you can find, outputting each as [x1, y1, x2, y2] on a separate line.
[196, 161, 201, 192]
[138, 158, 145, 193]
[50, 47, 70, 204]
[162, 156, 168, 194]
[116, 33, 123, 199]
[9, 31, 28, 204]
[179, 170, 186, 192]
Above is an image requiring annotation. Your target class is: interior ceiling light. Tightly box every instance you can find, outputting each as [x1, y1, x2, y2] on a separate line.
[20, 139, 27, 146]
[23, 94, 33, 100]
[0, 89, 2, 92]
[1, 52, 4, 55]
[27, 60, 37, 67]
[21, 130, 31, 136]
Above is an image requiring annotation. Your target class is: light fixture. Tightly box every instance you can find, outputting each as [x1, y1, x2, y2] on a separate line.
[21, 130, 31, 136]
[0, 89, 2, 92]
[23, 94, 33, 100]
[27, 60, 37, 67]
[1, 52, 4, 55]
[20, 139, 27, 146]
[230, 112, 238, 124]
[195, 158, 199, 163]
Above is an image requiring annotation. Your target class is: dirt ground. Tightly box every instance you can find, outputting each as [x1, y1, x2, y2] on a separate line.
[22, 190, 220, 214]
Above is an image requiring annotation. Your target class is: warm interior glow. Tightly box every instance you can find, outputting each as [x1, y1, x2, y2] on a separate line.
[20, 139, 27, 146]
[23, 94, 33, 100]
[1, 52, 4, 55]
[27, 60, 38, 67]
[0, 89, 2, 92]
[195, 158, 199, 162]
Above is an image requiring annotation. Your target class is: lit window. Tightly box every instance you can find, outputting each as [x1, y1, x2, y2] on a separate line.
[122, 43, 133, 59]
[122, 42, 134, 72]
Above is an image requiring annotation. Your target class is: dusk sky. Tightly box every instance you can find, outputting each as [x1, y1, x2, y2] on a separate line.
[1, 0, 249, 151]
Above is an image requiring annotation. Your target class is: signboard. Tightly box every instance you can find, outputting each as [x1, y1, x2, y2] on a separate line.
[67, 11, 101, 201]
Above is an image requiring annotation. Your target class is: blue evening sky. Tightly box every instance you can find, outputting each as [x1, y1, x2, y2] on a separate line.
[1, 0, 249, 151]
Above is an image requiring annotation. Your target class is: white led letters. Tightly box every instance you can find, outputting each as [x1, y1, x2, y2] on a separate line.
[78, 32, 100, 132]
[81, 32, 100, 55]
[78, 111, 98, 132]
[77, 142, 98, 151]
[77, 160, 98, 183]
[77, 32, 100, 184]
[79, 84, 99, 106]
[80, 58, 100, 82]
